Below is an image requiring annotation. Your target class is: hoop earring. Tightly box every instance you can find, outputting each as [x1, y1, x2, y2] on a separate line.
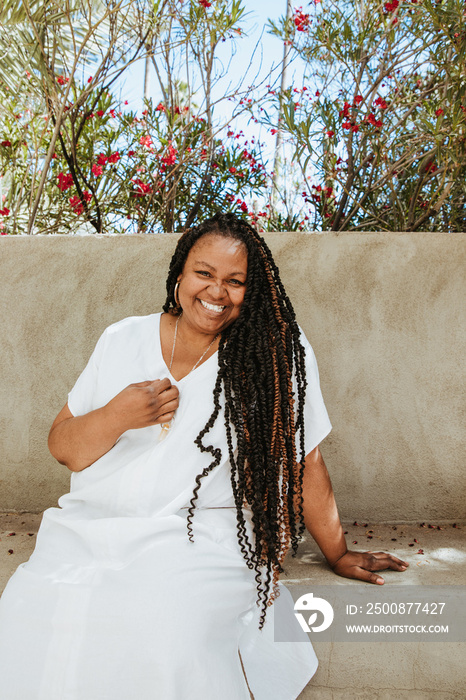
[174, 282, 181, 308]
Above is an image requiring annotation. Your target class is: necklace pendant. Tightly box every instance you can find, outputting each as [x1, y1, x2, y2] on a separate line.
[158, 422, 171, 442]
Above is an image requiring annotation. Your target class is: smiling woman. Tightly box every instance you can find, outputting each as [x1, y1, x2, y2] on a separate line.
[0, 213, 408, 700]
[160, 234, 248, 378]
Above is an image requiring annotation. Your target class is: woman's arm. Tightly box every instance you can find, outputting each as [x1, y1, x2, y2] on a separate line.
[48, 378, 179, 472]
[301, 446, 409, 584]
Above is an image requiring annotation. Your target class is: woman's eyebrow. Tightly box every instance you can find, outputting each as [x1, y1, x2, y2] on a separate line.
[193, 260, 246, 277]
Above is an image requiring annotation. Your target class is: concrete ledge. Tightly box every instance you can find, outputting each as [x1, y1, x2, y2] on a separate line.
[1, 515, 464, 699]
[1, 233, 465, 519]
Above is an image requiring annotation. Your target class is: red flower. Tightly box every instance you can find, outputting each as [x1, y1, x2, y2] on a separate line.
[367, 113, 382, 128]
[239, 201, 248, 213]
[96, 110, 105, 118]
[342, 121, 351, 129]
[354, 95, 363, 105]
[294, 8, 310, 31]
[374, 96, 388, 109]
[270, 128, 278, 135]
[109, 109, 116, 118]
[69, 192, 91, 214]
[155, 102, 166, 112]
[225, 194, 235, 202]
[1, 140, 12, 147]
[57, 172, 73, 191]
[161, 143, 177, 167]
[435, 108, 444, 117]
[87, 76, 93, 83]
[97, 154, 108, 166]
[198, 0, 211, 7]
[128, 150, 135, 157]
[132, 178, 153, 197]
[351, 123, 359, 133]
[315, 91, 320, 97]
[0, 207, 10, 216]
[339, 101, 350, 118]
[139, 135, 153, 148]
[384, 0, 399, 11]
[56, 75, 69, 86]
[326, 130, 334, 137]
[92, 164, 103, 177]
[108, 152, 120, 164]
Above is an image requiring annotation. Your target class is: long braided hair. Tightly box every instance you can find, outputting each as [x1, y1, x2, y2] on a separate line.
[163, 213, 308, 627]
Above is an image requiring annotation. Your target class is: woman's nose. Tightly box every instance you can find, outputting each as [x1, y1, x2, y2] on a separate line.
[208, 280, 227, 299]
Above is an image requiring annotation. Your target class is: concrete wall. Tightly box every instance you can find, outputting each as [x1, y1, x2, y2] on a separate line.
[0, 232, 464, 520]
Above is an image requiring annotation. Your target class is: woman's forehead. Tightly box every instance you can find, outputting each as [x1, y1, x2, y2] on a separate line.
[186, 233, 248, 267]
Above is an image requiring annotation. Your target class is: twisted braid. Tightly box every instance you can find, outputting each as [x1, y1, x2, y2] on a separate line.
[163, 213, 308, 628]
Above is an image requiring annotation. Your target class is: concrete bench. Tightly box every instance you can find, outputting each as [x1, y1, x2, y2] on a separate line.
[1, 514, 464, 699]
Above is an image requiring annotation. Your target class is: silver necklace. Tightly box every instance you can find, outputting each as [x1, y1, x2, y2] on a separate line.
[159, 313, 219, 441]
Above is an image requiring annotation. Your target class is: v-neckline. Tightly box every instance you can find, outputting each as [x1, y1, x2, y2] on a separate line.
[156, 313, 219, 383]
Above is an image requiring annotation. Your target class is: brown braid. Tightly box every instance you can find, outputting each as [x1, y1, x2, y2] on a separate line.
[163, 213, 308, 628]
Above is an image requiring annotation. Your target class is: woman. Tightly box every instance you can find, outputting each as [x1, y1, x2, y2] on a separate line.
[0, 213, 408, 699]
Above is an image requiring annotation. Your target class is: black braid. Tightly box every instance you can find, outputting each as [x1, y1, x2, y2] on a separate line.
[163, 213, 308, 628]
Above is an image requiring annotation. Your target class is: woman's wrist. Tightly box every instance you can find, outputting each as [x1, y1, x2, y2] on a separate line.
[327, 545, 349, 569]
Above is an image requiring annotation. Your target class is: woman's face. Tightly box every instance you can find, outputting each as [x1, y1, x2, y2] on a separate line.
[176, 233, 248, 337]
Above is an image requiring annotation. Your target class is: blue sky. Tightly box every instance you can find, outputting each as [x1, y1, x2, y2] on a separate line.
[116, 1, 304, 165]
[120, 1, 290, 111]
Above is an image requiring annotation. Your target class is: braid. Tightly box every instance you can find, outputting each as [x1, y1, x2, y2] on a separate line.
[164, 213, 308, 628]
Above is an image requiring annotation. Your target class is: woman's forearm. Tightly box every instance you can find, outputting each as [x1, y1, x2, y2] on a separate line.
[300, 446, 348, 567]
[48, 403, 125, 472]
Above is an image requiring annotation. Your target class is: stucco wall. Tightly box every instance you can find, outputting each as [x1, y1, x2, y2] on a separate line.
[0, 232, 464, 520]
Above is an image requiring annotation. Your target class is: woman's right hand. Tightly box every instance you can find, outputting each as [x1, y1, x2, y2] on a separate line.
[48, 378, 179, 472]
[107, 378, 180, 433]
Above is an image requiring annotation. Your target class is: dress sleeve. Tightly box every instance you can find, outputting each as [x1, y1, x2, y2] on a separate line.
[67, 328, 108, 417]
[295, 329, 332, 457]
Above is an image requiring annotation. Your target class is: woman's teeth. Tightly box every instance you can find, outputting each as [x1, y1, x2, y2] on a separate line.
[200, 300, 225, 313]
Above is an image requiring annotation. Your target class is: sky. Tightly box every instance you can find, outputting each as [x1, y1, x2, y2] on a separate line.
[113, 0, 308, 166]
[119, 0, 290, 112]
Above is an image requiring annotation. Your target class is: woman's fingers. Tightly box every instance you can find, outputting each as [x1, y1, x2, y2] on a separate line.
[156, 410, 177, 424]
[364, 551, 409, 570]
[108, 379, 180, 431]
[332, 550, 409, 585]
[153, 399, 179, 421]
[350, 568, 386, 585]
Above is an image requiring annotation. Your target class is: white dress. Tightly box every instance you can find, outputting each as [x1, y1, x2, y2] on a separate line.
[0, 313, 332, 700]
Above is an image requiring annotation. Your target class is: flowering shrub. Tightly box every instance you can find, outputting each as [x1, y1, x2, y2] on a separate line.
[2, 0, 465, 234]
[0, 83, 266, 235]
[263, 0, 466, 231]
[0, 0, 269, 234]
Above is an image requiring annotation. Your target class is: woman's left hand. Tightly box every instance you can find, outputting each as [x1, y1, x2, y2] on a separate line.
[330, 550, 409, 584]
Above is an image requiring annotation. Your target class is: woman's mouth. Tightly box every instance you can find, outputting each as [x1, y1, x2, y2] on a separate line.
[199, 299, 226, 314]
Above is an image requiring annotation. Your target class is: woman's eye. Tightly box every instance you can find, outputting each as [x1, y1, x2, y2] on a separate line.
[229, 279, 243, 286]
[196, 270, 211, 277]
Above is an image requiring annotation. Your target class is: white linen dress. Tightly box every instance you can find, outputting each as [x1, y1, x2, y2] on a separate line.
[0, 313, 332, 700]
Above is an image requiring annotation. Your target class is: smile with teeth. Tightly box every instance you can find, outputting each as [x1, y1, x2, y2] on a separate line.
[200, 299, 226, 313]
